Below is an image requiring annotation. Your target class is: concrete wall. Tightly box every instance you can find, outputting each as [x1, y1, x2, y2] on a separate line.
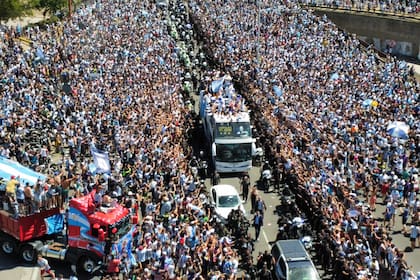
[312, 9, 420, 60]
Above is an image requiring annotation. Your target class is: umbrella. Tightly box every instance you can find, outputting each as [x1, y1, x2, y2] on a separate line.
[362, 99, 373, 107]
[273, 85, 283, 97]
[387, 121, 409, 139]
[348, 209, 360, 218]
[362, 99, 379, 108]
[330, 72, 339, 81]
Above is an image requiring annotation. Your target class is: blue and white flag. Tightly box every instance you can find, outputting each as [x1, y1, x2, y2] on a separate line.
[36, 47, 46, 60]
[0, 156, 46, 185]
[91, 148, 111, 174]
[211, 79, 224, 93]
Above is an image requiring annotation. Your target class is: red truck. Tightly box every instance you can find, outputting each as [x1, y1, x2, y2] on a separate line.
[0, 190, 137, 275]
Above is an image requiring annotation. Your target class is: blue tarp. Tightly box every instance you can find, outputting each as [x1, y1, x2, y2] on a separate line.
[0, 156, 46, 185]
[45, 214, 64, 235]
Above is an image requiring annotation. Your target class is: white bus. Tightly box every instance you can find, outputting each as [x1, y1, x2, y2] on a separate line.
[199, 75, 256, 173]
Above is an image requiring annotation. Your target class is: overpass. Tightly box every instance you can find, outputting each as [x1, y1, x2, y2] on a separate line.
[302, 5, 420, 61]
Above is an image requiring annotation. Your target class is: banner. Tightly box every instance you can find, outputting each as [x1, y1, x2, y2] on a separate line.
[90, 148, 111, 174]
[0, 156, 46, 185]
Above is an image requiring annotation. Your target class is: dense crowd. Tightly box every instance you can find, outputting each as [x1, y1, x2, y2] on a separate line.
[0, 0, 267, 279]
[298, 0, 420, 15]
[189, 0, 419, 279]
[0, 0, 419, 279]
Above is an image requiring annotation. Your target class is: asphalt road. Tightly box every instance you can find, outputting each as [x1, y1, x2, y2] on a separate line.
[205, 166, 420, 279]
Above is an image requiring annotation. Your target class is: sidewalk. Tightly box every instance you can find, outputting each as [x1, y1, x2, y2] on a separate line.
[3, 11, 45, 28]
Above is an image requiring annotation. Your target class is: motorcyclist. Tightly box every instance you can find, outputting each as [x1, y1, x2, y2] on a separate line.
[189, 155, 198, 165]
[189, 156, 199, 178]
[262, 161, 271, 172]
[261, 161, 272, 192]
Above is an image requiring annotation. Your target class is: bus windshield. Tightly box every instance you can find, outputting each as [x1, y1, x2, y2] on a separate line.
[215, 143, 252, 162]
[215, 122, 251, 138]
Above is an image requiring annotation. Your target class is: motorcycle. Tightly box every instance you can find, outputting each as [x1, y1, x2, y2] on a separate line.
[198, 160, 208, 179]
[261, 169, 272, 192]
[280, 185, 295, 212]
[300, 235, 313, 251]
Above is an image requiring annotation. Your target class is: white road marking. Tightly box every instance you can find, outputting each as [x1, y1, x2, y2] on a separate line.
[262, 229, 271, 249]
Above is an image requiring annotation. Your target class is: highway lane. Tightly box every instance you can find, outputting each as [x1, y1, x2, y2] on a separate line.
[204, 166, 283, 261]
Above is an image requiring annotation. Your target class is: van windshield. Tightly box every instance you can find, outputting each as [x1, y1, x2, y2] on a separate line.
[218, 195, 240, 208]
[288, 261, 319, 280]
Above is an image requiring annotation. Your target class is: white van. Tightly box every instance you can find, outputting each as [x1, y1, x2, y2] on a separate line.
[272, 239, 321, 280]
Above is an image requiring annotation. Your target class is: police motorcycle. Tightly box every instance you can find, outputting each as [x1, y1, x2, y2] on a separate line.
[276, 214, 313, 251]
[260, 161, 272, 192]
[280, 184, 295, 212]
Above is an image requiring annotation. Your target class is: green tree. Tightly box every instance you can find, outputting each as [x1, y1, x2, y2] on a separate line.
[0, 0, 25, 23]
[37, 0, 67, 16]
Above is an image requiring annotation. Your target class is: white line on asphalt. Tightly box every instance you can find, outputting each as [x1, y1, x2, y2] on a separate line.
[262, 229, 271, 250]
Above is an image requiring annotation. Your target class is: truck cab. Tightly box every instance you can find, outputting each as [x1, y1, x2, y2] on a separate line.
[0, 190, 137, 275]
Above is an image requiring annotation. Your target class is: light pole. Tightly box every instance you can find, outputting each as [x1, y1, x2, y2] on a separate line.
[256, 0, 261, 67]
[68, 0, 72, 18]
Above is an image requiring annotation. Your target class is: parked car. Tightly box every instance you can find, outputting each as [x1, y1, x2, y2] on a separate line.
[210, 184, 246, 222]
[271, 239, 321, 280]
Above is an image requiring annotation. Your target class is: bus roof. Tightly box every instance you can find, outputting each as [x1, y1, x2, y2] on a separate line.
[200, 75, 249, 121]
[212, 111, 250, 123]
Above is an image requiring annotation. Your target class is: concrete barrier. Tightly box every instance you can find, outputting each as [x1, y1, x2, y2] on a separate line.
[308, 7, 420, 60]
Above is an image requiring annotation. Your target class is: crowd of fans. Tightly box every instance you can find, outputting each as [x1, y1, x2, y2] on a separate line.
[0, 0, 265, 279]
[189, 0, 419, 279]
[298, 0, 420, 15]
[0, 0, 419, 279]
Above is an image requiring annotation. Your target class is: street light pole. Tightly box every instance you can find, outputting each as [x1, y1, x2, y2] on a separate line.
[68, 0, 72, 18]
[256, 0, 261, 67]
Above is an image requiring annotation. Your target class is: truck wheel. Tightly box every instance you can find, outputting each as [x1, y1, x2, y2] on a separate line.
[77, 256, 96, 275]
[0, 239, 16, 255]
[20, 244, 37, 263]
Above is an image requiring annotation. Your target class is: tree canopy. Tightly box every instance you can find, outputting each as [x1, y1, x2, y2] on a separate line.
[0, 0, 68, 23]
[0, 0, 26, 23]
[37, 0, 68, 16]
